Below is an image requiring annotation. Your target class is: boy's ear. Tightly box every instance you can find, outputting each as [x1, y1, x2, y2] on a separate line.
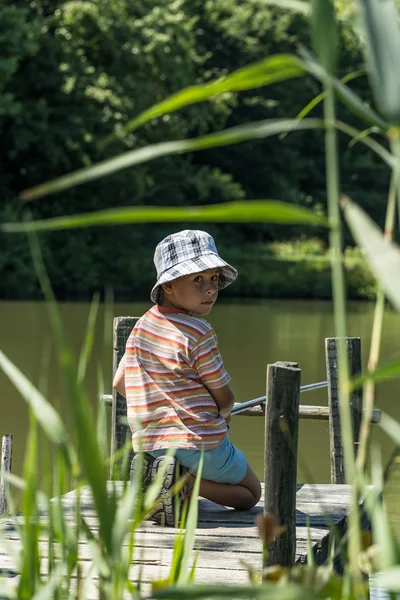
[162, 282, 174, 295]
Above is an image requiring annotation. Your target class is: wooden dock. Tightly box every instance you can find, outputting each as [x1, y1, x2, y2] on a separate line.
[0, 329, 379, 595]
[0, 481, 355, 595]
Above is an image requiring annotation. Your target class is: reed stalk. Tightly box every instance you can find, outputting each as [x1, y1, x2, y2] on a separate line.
[323, 78, 362, 581]
[356, 166, 398, 472]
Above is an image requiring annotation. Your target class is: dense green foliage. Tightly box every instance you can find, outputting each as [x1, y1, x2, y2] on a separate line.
[0, 0, 389, 300]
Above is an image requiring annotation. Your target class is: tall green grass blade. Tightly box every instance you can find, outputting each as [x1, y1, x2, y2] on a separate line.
[168, 523, 185, 583]
[379, 411, 400, 446]
[177, 453, 203, 585]
[335, 121, 395, 168]
[97, 368, 108, 465]
[0, 583, 14, 599]
[299, 47, 388, 130]
[79, 516, 111, 578]
[2, 200, 328, 233]
[151, 583, 312, 599]
[104, 54, 305, 141]
[342, 195, 400, 311]
[357, 0, 400, 125]
[77, 292, 100, 385]
[305, 516, 315, 567]
[369, 445, 397, 569]
[348, 126, 381, 149]
[0, 471, 47, 505]
[281, 71, 365, 140]
[350, 359, 400, 390]
[144, 448, 177, 512]
[0, 350, 70, 450]
[380, 567, 400, 592]
[112, 476, 141, 554]
[19, 412, 40, 598]
[18, 119, 323, 201]
[311, 0, 338, 74]
[27, 232, 115, 555]
[31, 566, 64, 600]
[78, 563, 96, 600]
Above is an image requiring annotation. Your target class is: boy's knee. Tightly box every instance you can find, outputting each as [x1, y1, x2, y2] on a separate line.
[255, 481, 262, 503]
[251, 480, 262, 507]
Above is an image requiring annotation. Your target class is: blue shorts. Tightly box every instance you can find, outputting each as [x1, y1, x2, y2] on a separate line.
[147, 434, 247, 485]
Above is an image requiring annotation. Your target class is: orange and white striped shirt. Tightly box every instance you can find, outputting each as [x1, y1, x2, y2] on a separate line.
[120, 305, 230, 452]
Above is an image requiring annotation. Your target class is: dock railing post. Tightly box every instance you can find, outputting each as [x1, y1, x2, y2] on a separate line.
[264, 361, 301, 567]
[111, 317, 139, 479]
[0, 434, 13, 516]
[325, 337, 362, 484]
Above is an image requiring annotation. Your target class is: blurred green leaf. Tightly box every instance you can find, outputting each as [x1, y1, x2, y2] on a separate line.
[151, 583, 314, 599]
[342, 195, 400, 310]
[0, 350, 70, 448]
[299, 48, 388, 130]
[177, 454, 203, 585]
[260, 0, 310, 13]
[104, 54, 305, 142]
[28, 232, 115, 555]
[379, 411, 400, 446]
[335, 121, 395, 168]
[77, 293, 100, 385]
[380, 567, 400, 592]
[357, 0, 400, 125]
[283, 71, 364, 139]
[350, 359, 400, 390]
[311, 0, 338, 74]
[19, 118, 323, 201]
[31, 566, 64, 600]
[3, 201, 328, 233]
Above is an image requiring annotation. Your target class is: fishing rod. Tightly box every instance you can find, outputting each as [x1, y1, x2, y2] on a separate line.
[231, 380, 328, 416]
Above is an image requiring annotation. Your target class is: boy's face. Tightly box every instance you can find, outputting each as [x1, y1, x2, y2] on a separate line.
[162, 268, 220, 315]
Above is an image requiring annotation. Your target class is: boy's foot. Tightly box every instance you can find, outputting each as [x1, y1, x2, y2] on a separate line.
[130, 452, 155, 492]
[150, 456, 191, 527]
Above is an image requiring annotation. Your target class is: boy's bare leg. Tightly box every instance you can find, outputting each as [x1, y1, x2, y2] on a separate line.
[186, 463, 261, 511]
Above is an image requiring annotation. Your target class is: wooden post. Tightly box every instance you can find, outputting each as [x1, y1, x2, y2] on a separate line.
[0, 434, 13, 516]
[325, 337, 362, 484]
[264, 361, 301, 567]
[111, 317, 139, 478]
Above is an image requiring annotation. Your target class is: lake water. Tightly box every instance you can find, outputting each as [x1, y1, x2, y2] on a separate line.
[1, 298, 400, 485]
[1, 298, 400, 598]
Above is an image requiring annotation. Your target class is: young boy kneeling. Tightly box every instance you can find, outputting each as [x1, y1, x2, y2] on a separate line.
[113, 229, 261, 526]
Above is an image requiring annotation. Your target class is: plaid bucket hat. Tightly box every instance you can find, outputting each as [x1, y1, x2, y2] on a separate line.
[151, 230, 238, 303]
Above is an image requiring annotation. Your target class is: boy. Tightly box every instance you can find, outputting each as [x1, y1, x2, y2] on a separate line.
[113, 229, 261, 526]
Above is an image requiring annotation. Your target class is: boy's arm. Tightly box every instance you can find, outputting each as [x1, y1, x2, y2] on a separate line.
[206, 384, 235, 423]
[113, 366, 126, 398]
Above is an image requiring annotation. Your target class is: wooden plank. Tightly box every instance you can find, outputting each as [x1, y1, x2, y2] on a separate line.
[54, 482, 364, 508]
[325, 337, 362, 484]
[111, 316, 138, 478]
[101, 394, 381, 423]
[0, 481, 357, 588]
[36, 502, 347, 525]
[0, 553, 258, 585]
[0, 435, 12, 516]
[1, 516, 329, 543]
[101, 395, 381, 423]
[1, 523, 329, 551]
[58, 481, 358, 496]
[0, 538, 329, 577]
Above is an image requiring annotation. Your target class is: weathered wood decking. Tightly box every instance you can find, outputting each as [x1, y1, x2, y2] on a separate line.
[0, 482, 354, 595]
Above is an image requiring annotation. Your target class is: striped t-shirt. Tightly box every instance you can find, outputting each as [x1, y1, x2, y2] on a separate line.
[120, 304, 230, 452]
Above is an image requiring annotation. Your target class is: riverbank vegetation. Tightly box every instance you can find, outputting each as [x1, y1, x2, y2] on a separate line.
[0, 0, 393, 301]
